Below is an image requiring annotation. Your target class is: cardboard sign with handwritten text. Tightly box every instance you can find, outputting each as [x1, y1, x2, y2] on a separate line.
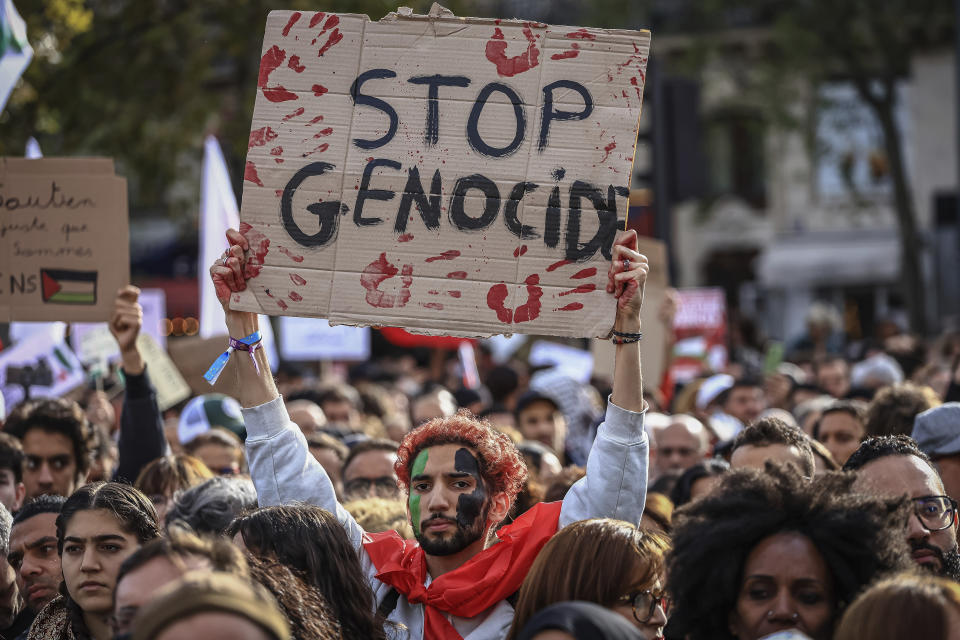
[0, 158, 128, 322]
[232, 5, 650, 337]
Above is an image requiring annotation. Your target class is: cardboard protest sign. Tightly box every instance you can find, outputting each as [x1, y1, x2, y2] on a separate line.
[136, 334, 192, 411]
[69, 324, 118, 370]
[670, 287, 728, 383]
[0, 158, 129, 322]
[592, 236, 668, 385]
[231, 5, 650, 338]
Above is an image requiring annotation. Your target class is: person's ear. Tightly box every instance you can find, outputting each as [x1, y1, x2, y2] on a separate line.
[487, 491, 511, 525]
[13, 483, 25, 512]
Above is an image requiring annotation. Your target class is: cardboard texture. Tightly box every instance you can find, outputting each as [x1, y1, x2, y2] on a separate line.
[232, 5, 650, 338]
[0, 157, 129, 322]
[167, 335, 241, 398]
[136, 334, 192, 412]
[592, 236, 668, 385]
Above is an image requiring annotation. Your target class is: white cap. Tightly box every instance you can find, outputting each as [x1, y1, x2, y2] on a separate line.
[708, 411, 744, 442]
[696, 374, 735, 410]
[177, 394, 245, 446]
[851, 353, 904, 389]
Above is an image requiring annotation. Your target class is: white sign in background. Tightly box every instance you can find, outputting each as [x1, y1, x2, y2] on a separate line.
[70, 288, 168, 365]
[529, 340, 594, 385]
[279, 317, 371, 361]
[0, 330, 86, 409]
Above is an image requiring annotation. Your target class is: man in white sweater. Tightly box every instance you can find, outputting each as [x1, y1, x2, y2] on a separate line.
[210, 227, 651, 640]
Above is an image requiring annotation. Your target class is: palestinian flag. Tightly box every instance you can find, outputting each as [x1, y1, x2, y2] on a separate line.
[0, 0, 32, 113]
[41, 269, 97, 305]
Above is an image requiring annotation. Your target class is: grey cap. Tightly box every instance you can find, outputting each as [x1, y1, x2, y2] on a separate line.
[912, 402, 960, 457]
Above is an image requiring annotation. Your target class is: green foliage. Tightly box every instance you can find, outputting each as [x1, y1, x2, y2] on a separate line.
[675, 0, 952, 333]
[1, 0, 458, 222]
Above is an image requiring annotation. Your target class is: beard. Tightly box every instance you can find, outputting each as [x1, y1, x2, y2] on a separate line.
[911, 540, 960, 581]
[941, 548, 960, 581]
[415, 510, 487, 556]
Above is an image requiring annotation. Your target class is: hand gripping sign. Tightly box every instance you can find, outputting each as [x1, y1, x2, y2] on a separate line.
[231, 4, 650, 338]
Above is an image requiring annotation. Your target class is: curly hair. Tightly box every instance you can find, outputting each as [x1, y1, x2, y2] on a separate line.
[226, 504, 386, 640]
[247, 558, 342, 640]
[343, 497, 413, 538]
[666, 464, 913, 640]
[6, 397, 91, 476]
[731, 417, 815, 477]
[165, 477, 257, 535]
[395, 411, 527, 503]
[865, 383, 940, 437]
[842, 434, 932, 473]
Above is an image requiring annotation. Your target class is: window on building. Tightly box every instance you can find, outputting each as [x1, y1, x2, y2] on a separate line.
[815, 81, 909, 203]
[705, 108, 767, 209]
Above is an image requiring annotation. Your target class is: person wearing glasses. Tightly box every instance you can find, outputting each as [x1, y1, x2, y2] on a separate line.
[844, 434, 960, 580]
[506, 519, 669, 640]
[666, 464, 912, 640]
[340, 439, 401, 501]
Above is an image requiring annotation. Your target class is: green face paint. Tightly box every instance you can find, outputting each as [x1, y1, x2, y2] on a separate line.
[409, 449, 429, 536]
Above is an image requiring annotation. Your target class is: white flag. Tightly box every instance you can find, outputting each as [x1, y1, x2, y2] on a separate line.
[25, 135, 40, 157]
[198, 135, 278, 369]
[0, 0, 32, 113]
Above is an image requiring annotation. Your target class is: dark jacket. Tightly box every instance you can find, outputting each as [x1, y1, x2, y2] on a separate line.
[113, 365, 168, 484]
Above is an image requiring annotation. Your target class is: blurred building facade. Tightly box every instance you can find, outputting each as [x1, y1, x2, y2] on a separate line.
[656, 41, 957, 343]
[493, 0, 956, 341]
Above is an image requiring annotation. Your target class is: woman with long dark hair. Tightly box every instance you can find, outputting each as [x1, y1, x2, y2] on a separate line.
[226, 504, 386, 639]
[29, 482, 161, 640]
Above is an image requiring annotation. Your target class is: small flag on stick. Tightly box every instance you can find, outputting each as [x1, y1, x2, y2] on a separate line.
[0, 0, 32, 113]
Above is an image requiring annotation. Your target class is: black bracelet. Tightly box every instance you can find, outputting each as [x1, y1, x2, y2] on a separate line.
[611, 335, 642, 345]
[612, 330, 643, 340]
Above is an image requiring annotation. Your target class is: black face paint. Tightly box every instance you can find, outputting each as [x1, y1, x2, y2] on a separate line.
[454, 447, 486, 529]
[414, 447, 490, 557]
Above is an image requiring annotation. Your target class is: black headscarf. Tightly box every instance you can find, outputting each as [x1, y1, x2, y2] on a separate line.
[516, 601, 644, 640]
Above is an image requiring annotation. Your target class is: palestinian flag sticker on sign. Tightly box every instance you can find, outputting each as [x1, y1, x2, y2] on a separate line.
[40, 269, 98, 305]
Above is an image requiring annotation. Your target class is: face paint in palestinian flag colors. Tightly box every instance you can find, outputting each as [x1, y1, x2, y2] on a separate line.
[454, 448, 485, 529]
[409, 449, 429, 536]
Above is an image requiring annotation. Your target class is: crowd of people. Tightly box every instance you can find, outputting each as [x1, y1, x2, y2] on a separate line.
[0, 226, 958, 640]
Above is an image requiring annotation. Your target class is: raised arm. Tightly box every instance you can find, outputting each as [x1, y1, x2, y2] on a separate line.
[111, 286, 168, 483]
[560, 229, 650, 527]
[210, 230, 365, 547]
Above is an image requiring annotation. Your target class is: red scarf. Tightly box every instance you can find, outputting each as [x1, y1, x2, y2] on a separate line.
[363, 501, 563, 640]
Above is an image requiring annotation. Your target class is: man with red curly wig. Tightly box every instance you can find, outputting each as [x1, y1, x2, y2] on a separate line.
[210, 228, 650, 640]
